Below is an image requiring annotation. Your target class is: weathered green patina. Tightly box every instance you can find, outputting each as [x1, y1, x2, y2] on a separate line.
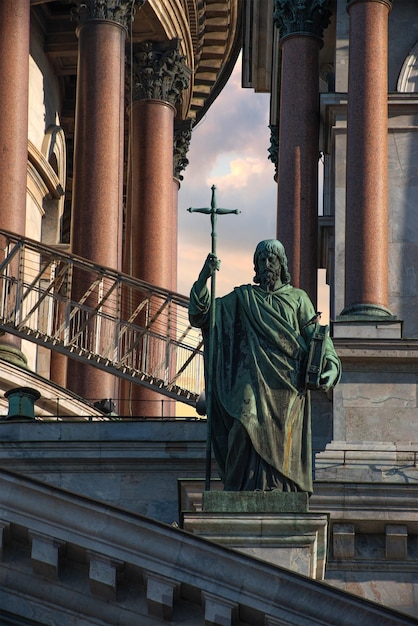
[189, 240, 341, 493]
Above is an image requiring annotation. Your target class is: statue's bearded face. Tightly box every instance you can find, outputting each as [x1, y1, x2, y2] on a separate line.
[256, 252, 283, 291]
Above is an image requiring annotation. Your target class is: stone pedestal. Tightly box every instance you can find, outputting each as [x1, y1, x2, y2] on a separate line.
[182, 490, 329, 580]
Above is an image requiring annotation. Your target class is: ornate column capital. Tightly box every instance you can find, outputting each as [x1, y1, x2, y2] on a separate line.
[347, 0, 392, 11]
[74, 0, 144, 30]
[268, 124, 279, 182]
[273, 0, 332, 42]
[173, 119, 193, 181]
[130, 39, 191, 106]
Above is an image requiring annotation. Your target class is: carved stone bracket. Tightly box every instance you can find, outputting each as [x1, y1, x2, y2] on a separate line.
[273, 0, 332, 42]
[268, 124, 279, 181]
[173, 119, 193, 181]
[74, 0, 144, 30]
[130, 39, 191, 106]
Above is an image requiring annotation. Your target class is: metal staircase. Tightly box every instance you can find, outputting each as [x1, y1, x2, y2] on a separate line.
[0, 230, 204, 406]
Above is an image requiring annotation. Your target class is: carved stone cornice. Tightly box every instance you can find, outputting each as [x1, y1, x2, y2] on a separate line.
[173, 119, 193, 181]
[273, 0, 332, 42]
[268, 124, 279, 182]
[74, 0, 144, 30]
[131, 39, 191, 106]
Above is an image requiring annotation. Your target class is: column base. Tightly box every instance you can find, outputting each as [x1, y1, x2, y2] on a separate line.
[0, 342, 28, 368]
[338, 302, 395, 319]
[182, 490, 328, 580]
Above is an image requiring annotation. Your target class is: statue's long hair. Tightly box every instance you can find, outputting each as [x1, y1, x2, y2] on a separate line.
[253, 239, 291, 285]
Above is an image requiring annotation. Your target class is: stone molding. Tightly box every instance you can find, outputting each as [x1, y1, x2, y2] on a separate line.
[320, 92, 418, 154]
[27, 140, 64, 208]
[242, 0, 275, 91]
[273, 0, 332, 42]
[315, 442, 418, 485]
[131, 39, 191, 105]
[173, 119, 193, 181]
[183, 511, 329, 580]
[398, 40, 418, 92]
[346, 0, 393, 11]
[0, 358, 103, 418]
[0, 468, 416, 625]
[74, 0, 144, 30]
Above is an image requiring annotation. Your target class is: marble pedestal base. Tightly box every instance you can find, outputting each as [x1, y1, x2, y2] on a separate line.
[181, 491, 329, 580]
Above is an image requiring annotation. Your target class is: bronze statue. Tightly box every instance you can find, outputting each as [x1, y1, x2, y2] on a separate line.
[189, 239, 341, 493]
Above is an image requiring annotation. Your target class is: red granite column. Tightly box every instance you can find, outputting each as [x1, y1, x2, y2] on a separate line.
[342, 0, 393, 317]
[121, 40, 190, 417]
[276, 36, 321, 304]
[66, 2, 135, 406]
[0, 0, 30, 366]
[131, 98, 176, 290]
[273, 2, 331, 307]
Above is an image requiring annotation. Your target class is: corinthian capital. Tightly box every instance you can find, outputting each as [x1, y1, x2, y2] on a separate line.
[273, 0, 332, 41]
[75, 0, 145, 30]
[131, 40, 191, 106]
[173, 119, 193, 181]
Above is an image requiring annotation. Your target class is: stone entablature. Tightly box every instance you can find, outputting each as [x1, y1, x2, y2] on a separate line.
[0, 469, 415, 626]
[37, 1, 241, 123]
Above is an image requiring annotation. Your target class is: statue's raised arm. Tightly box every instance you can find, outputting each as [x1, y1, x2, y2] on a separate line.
[189, 254, 220, 328]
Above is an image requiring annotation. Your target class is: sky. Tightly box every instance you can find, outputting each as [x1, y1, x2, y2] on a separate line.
[177, 54, 277, 299]
[177, 54, 330, 320]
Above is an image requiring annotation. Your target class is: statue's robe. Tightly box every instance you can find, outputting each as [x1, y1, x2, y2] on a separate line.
[189, 282, 341, 493]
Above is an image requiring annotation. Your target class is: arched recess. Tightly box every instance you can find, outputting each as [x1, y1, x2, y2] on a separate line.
[397, 41, 418, 92]
[40, 125, 66, 245]
[26, 132, 65, 379]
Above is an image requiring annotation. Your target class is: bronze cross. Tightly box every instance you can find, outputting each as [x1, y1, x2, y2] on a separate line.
[188, 185, 240, 490]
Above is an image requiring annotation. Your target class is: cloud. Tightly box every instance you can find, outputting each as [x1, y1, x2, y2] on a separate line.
[211, 156, 266, 188]
[183, 56, 271, 179]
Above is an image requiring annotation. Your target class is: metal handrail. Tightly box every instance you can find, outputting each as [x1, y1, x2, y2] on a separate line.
[0, 230, 204, 405]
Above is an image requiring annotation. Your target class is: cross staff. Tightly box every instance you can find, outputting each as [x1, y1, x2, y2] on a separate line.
[188, 185, 240, 491]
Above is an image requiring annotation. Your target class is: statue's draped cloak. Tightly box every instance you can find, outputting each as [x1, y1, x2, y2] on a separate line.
[189, 282, 340, 493]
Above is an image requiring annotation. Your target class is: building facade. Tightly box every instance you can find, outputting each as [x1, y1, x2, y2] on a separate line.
[0, 0, 418, 623]
[244, 0, 418, 615]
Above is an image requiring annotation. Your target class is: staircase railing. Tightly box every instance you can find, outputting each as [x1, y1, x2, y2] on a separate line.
[0, 230, 204, 406]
